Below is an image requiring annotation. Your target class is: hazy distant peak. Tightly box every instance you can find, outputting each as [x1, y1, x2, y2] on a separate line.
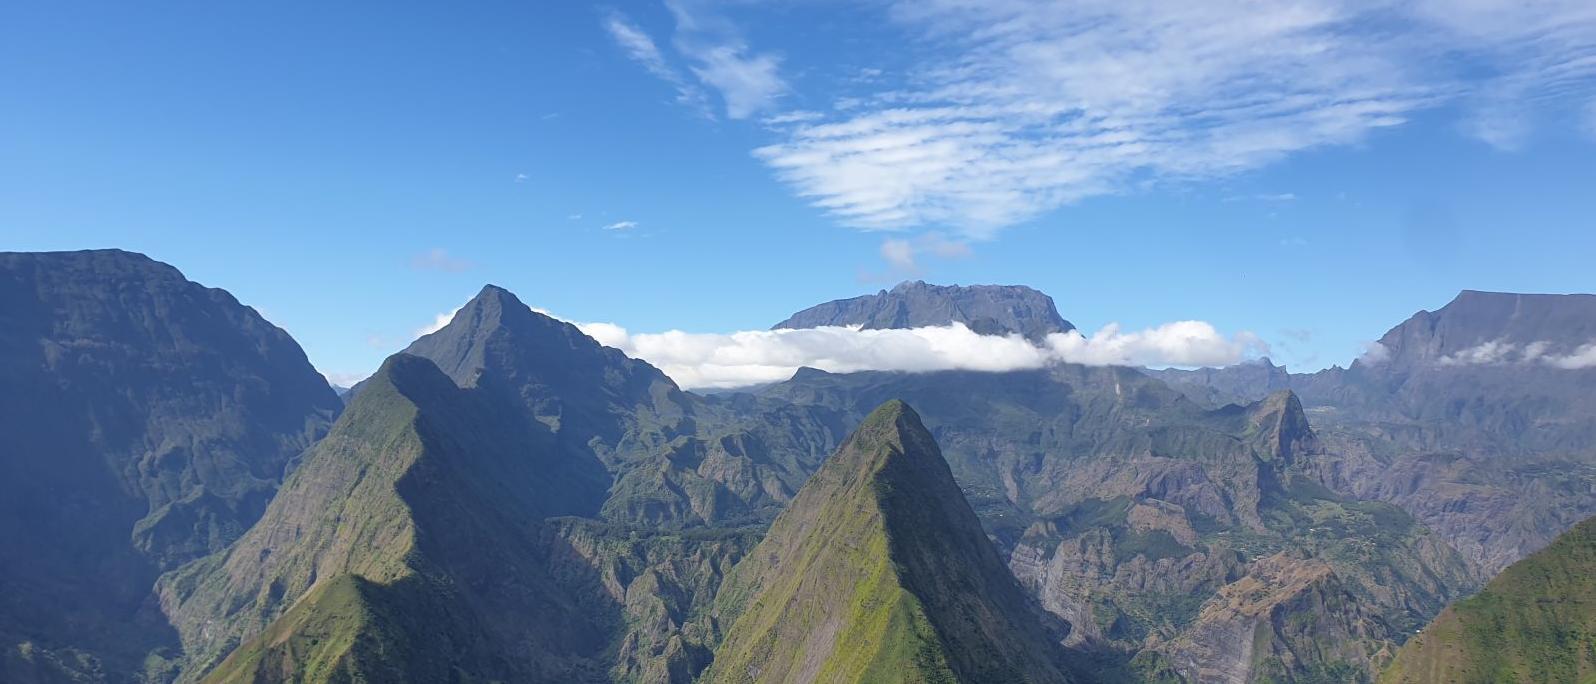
[774, 281, 1074, 341]
[1371, 289, 1596, 367]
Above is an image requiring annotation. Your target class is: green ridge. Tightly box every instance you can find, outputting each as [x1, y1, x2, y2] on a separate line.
[1382, 515, 1596, 684]
[702, 400, 1070, 684]
[161, 353, 611, 683]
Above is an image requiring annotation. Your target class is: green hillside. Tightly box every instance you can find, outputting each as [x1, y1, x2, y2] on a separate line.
[703, 400, 1070, 684]
[1383, 515, 1596, 684]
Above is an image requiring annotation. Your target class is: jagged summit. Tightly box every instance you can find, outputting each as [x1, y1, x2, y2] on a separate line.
[401, 283, 667, 401]
[704, 400, 1071, 684]
[774, 280, 1074, 341]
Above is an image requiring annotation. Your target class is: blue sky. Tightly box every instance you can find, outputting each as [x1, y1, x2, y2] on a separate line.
[3, 1, 1594, 386]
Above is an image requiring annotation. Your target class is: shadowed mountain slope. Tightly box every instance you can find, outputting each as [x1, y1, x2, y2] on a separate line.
[0, 250, 340, 682]
[162, 354, 613, 682]
[391, 285, 844, 528]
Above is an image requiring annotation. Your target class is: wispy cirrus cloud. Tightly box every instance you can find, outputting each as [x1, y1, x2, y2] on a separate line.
[603, 11, 712, 117]
[742, 0, 1593, 235]
[604, 2, 786, 120]
[878, 233, 971, 275]
[757, 1, 1442, 235]
[410, 248, 474, 273]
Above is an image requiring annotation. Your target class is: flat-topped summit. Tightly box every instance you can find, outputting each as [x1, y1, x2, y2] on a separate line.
[1369, 289, 1596, 368]
[774, 281, 1073, 341]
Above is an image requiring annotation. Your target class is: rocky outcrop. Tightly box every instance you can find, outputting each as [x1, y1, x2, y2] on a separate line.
[1156, 554, 1396, 684]
[1143, 290, 1596, 578]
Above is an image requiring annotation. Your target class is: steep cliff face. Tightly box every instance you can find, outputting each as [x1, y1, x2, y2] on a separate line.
[703, 401, 1071, 684]
[773, 280, 1074, 341]
[1383, 515, 1596, 684]
[0, 250, 340, 682]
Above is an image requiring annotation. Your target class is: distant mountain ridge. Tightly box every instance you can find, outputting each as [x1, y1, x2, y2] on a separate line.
[1368, 290, 1596, 368]
[1145, 289, 1596, 577]
[774, 280, 1074, 341]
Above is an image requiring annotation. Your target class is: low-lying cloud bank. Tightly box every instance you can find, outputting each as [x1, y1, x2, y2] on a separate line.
[1432, 339, 1596, 370]
[575, 320, 1268, 390]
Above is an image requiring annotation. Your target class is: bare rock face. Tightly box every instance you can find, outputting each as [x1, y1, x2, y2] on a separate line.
[1155, 553, 1396, 684]
[773, 280, 1074, 341]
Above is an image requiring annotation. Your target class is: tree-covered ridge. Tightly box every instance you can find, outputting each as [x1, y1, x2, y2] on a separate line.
[1383, 514, 1596, 684]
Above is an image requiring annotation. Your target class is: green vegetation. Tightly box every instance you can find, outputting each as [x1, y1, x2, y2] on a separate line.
[703, 401, 1068, 683]
[1383, 515, 1596, 684]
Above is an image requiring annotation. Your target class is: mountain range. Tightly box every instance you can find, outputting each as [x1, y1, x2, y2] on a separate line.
[3, 249, 1593, 683]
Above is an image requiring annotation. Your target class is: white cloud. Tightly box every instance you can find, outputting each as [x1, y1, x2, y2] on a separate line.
[1545, 342, 1596, 369]
[408, 294, 1269, 390]
[1433, 338, 1596, 369]
[880, 239, 916, 271]
[1439, 339, 1517, 365]
[665, 0, 787, 119]
[1045, 321, 1269, 369]
[604, 220, 639, 231]
[685, 44, 785, 119]
[606, 2, 786, 120]
[410, 248, 474, 273]
[755, 1, 1430, 234]
[416, 306, 461, 337]
[743, 0, 1596, 234]
[576, 320, 1266, 389]
[603, 12, 712, 116]
[1357, 341, 1392, 365]
[877, 233, 972, 274]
